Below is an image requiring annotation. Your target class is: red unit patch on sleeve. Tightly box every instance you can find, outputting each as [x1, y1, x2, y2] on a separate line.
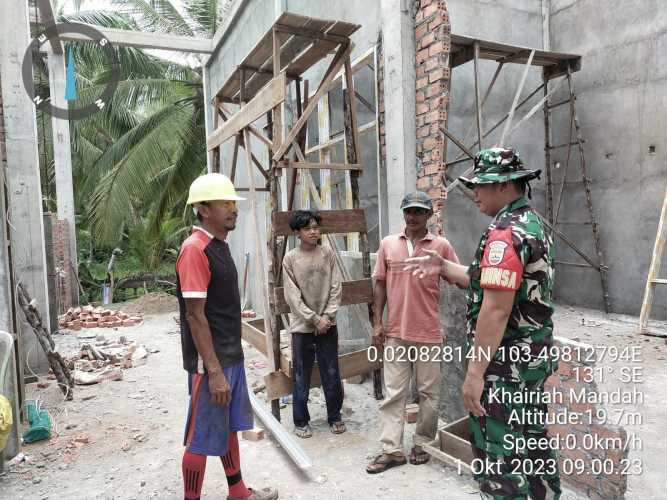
[480, 227, 523, 291]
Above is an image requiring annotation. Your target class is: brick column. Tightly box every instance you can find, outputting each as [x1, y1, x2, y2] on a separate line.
[414, 0, 451, 234]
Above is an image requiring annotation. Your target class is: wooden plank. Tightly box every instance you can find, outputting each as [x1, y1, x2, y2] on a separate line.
[265, 348, 380, 399]
[286, 38, 339, 77]
[273, 278, 373, 315]
[207, 72, 287, 150]
[499, 49, 535, 146]
[272, 209, 366, 236]
[473, 41, 484, 151]
[639, 187, 667, 333]
[276, 161, 362, 171]
[273, 42, 352, 161]
[242, 320, 267, 356]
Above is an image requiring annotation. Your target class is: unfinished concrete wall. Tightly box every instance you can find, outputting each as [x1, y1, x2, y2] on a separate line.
[549, 0, 667, 319]
[204, 0, 385, 346]
[436, 0, 547, 422]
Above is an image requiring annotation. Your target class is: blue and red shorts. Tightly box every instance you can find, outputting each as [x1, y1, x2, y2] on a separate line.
[183, 361, 254, 456]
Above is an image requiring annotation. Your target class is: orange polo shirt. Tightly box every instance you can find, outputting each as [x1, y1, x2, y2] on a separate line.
[373, 231, 460, 343]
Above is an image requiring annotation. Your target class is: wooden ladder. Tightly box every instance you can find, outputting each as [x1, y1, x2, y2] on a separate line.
[638, 187, 667, 334]
[543, 66, 611, 312]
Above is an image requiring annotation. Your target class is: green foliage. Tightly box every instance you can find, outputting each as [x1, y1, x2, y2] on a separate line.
[34, 0, 223, 303]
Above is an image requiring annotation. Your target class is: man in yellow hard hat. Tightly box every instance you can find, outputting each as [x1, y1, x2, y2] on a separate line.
[177, 173, 278, 500]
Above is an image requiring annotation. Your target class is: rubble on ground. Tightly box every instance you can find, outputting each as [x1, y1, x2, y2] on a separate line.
[58, 305, 142, 331]
[62, 335, 152, 385]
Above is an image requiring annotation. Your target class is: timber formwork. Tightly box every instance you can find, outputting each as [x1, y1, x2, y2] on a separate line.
[206, 13, 382, 419]
[439, 35, 611, 312]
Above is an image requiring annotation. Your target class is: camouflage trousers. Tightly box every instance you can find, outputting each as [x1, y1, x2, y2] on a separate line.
[468, 377, 561, 500]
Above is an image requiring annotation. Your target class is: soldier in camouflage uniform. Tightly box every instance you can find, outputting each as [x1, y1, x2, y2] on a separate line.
[406, 148, 561, 500]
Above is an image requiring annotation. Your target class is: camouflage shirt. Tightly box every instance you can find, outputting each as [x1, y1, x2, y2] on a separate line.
[466, 197, 557, 382]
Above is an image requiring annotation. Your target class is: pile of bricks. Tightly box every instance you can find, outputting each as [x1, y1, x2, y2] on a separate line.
[59, 305, 142, 331]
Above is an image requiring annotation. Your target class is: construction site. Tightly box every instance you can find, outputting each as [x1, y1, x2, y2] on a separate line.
[0, 0, 665, 499]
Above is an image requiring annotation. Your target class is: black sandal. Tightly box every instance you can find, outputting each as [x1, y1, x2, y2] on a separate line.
[409, 446, 430, 465]
[366, 453, 407, 474]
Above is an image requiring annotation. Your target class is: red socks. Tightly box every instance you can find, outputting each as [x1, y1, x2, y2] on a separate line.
[182, 450, 206, 500]
[221, 433, 251, 498]
[182, 433, 250, 500]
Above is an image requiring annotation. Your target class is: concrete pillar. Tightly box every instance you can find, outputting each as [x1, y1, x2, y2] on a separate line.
[380, 0, 416, 233]
[46, 49, 78, 307]
[203, 65, 215, 173]
[0, 78, 21, 460]
[0, 0, 51, 372]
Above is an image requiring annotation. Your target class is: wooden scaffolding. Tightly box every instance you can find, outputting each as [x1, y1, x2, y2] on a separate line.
[206, 13, 382, 419]
[439, 35, 611, 312]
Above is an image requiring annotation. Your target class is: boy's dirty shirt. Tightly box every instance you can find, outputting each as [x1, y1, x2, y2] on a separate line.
[282, 246, 342, 334]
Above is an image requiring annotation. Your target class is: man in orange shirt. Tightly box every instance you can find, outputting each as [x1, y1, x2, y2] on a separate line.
[366, 191, 460, 473]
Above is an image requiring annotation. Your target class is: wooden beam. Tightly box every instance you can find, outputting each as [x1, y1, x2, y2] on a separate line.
[274, 278, 373, 315]
[274, 23, 350, 45]
[272, 209, 367, 236]
[473, 41, 484, 151]
[207, 72, 287, 150]
[276, 161, 363, 171]
[499, 49, 536, 146]
[305, 121, 376, 155]
[57, 25, 213, 53]
[242, 320, 267, 356]
[272, 42, 353, 161]
[265, 348, 381, 399]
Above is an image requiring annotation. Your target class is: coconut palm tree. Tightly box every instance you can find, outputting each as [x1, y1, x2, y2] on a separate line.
[51, 0, 222, 246]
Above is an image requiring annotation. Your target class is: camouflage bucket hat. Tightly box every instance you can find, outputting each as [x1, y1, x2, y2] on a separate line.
[459, 147, 541, 188]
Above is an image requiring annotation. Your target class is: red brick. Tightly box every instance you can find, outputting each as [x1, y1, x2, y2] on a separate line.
[422, 3, 438, 19]
[425, 56, 441, 72]
[415, 22, 429, 41]
[428, 67, 447, 83]
[417, 126, 431, 138]
[425, 82, 445, 98]
[420, 32, 436, 48]
[416, 47, 430, 64]
[416, 102, 430, 115]
[424, 110, 443, 124]
[416, 176, 431, 190]
[424, 163, 441, 176]
[416, 66, 427, 79]
[422, 137, 439, 151]
[428, 41, 446, 57]
[416, 77, 429, 90]
[416, 91, 425, 103]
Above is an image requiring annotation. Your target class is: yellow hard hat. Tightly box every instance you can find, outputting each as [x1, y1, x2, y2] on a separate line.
[187, 173, 245, 204]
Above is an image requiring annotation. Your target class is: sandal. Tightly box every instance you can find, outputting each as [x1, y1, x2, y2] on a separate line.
[294, 424, 313, 438]
[330, 421, 346, 434]
[365, 453, 407, 474]
[409, 445, 430, 465]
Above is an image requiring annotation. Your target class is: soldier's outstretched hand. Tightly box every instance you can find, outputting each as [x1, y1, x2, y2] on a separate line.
[462, 372, 486, 417]
[404, 249, 445, 278]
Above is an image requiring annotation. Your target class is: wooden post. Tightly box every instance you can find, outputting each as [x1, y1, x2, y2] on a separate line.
[268, 27, 284, 419]
[473, 41, 484, 152]
[343, 54, 382, 400]
[639, 188, 667, 334]
[212, 97, 221, 173]
[499, 49, 535, 146]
